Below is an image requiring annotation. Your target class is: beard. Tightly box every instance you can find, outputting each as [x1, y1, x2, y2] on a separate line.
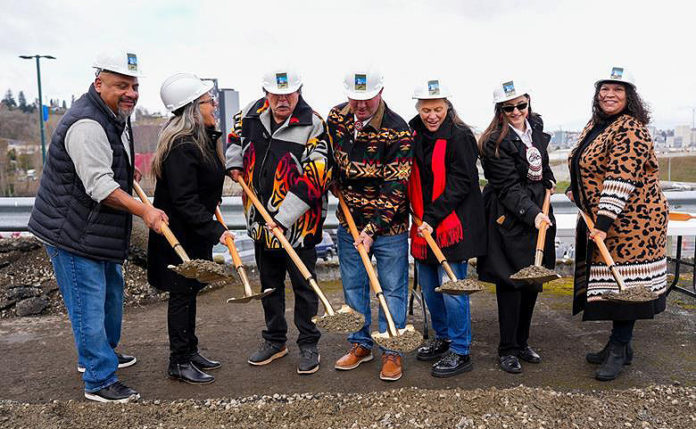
[117, 97, 136, 121]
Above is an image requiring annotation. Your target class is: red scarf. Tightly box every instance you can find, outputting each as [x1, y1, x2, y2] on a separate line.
[408, 138, 464, 260]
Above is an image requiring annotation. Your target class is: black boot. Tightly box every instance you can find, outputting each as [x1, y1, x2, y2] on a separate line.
[168, 362, 215, 384]
[431, 352, 473, 378]
[595, 342, 628, 381]
[191, 352, 221, 370]
[416, 338, 451, 361]
[586, 341, 633, 365]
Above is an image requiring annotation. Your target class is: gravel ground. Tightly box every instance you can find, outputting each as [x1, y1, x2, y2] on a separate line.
[1, 385, 695, 428]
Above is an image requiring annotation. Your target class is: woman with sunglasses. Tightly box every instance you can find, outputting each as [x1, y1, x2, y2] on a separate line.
[148, 73, 234, 384]
[477, 80, 556, 374]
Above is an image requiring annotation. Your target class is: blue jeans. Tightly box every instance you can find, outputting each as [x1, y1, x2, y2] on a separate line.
[337, 226, 408, 353]
[416, 261, 472, 355]
[45, 244, 123, 392]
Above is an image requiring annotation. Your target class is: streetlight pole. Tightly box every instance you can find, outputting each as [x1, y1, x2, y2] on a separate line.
[19, 54, 55, 164]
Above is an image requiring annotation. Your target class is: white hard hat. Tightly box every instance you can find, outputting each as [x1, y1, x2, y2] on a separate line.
[93, 50, 143, 77]
[343, 67, 384, 100]
[595, 66, 636, 89]
[412, 79, 450, 100]
[493, 79, 530, 104]
[262, 68, 302, 95]
[160, 73, 214, 112]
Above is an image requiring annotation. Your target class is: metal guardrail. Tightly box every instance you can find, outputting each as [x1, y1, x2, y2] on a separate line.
[2, 191, 695, 232]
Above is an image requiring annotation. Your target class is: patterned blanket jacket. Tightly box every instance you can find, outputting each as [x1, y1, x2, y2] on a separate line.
[226, 96, 332, 249]
[568, 113, 668, 320]
[327, 101, 413, 237]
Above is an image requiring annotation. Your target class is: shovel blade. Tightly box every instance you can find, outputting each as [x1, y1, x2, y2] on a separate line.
[435, 279, 485, 295]
[371, 324, 423, 353]
[312, 305, 365, 333]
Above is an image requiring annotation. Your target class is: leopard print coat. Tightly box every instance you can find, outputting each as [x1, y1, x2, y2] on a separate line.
[568, 114, 668, 320]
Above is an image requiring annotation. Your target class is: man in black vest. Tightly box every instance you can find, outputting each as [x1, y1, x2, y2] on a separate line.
[28, 51, 168, 403]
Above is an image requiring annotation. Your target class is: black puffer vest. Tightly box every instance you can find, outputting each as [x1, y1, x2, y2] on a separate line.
[28, 84, 134, 262]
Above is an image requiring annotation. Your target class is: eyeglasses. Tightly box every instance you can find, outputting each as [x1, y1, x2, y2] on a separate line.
[501, 102, 528, 113]
[199, 98, 217, 107]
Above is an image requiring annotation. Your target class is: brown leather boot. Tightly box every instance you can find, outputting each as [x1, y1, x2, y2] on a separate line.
[334, 343, 373, 370]
[380, 353, 402, 381]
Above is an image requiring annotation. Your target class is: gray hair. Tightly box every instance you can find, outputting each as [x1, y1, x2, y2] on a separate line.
[151, 100, 222, 179]
[415, 99, 468, 128]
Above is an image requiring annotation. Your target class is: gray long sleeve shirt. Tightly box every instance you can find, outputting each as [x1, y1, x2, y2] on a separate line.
[64, 119, 132, 203]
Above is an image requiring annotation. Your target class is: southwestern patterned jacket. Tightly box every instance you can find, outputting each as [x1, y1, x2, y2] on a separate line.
[327, 101, 413, 237]
[226, 96, 332, 249]
[569, 114, 668, 306]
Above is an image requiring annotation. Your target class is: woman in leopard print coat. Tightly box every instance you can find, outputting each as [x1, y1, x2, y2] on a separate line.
[567, 68, 668, 381]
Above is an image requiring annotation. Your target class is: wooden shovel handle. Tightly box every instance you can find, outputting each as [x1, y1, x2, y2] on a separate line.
[579, 210, 626, 291]
[533, 189, 552, 266]
[215, 207, 243, 269]
[337, 191, 397, 336]
[669, 212, 696, 221]
[132, 181, 190, 262]
[411, 215, 458, 283]
[236, 177, 334, 315]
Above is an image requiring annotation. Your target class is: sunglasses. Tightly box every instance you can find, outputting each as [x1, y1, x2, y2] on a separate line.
[501, 102, 528, 113]
[199, 98, 217, 107]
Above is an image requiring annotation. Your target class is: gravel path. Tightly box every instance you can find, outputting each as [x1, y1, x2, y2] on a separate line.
[2, 385, 695, 428]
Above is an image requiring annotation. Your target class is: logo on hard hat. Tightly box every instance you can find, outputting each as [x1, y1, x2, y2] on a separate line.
[127, 53, 138, 72]
[275, 73, 288, 89]
[354, 74, 367, 91]
[427, 80, 440, 96]
[503, 81, 516, 97]
[611, 67, 624, 80]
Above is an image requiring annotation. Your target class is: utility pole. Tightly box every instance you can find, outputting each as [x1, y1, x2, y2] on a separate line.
[19, 54, 56, 164]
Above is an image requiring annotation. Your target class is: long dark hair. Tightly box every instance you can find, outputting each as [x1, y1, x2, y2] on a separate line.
[478, 95, 537, 158]
[591, 82, 651, 125]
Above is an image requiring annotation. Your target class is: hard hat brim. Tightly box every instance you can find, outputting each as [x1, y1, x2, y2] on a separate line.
[594, 78, 636, 89]
[263, 83, 302, 96]
[92, 65, 144, 78]
[345, 87, 382, 101]
[412, 94, 450, 100]
[493, 92, 529, 104]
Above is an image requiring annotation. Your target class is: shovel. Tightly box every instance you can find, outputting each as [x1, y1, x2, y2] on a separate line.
[236, 177, 363, 333]
[669, 212, 696, 221]
[579, 210, 658, 303]
[337, 191, 422, 353]
[510, 189, 561, 284]
[132, 182, 234, 283]
[411, 215, 484, 295]
[214, 207, 274, 303]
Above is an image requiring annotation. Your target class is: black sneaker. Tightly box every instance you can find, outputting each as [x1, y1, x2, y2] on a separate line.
[431, 351, 473, 378]
[191, 352, 221, 370]
[416, 338, 451, 361]
[78, 352, 137, 373]
[297, 345, 320, 375]
[84, 381, 140, 403]
[518, 346, 541, 364]
[248, 341, 288, 366]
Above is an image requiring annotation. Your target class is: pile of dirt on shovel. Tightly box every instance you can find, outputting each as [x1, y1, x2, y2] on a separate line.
[1, 384, 695, 428]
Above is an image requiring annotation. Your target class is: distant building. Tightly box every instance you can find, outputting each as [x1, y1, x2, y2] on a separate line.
[550, 130, 581, 148]
[674, 125, 694, 147]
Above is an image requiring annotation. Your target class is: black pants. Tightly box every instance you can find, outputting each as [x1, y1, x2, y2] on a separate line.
[255, 243, 320, 347]
[496, 284, 538, 356]
[168, 290, 199, 364]
[609, 320, 636, 345]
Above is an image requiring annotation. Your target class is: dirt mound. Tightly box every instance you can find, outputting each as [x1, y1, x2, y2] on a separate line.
[1, 384, 694, 428]
[0, 237, 167, 318]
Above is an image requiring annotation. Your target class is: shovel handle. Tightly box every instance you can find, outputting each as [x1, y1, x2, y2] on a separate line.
[411, 215, 458, 283]
[533, 189, 552, 266]
[236, 177, 335, 315]
[132, 181, 190, 263]
[214, 206, 253, 295]
[579, 210, 626, 291]
[669, 211, 696, 221]
[338, 191, 398, 336]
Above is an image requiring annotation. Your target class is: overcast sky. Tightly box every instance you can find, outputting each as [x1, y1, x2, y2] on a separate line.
[2, 0, 693, 132]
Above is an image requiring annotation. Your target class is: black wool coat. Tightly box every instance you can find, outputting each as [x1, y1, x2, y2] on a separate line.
[408, 115, 487, 265]
[147, 128, 226, 293]
[477, 115, 556, 290]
